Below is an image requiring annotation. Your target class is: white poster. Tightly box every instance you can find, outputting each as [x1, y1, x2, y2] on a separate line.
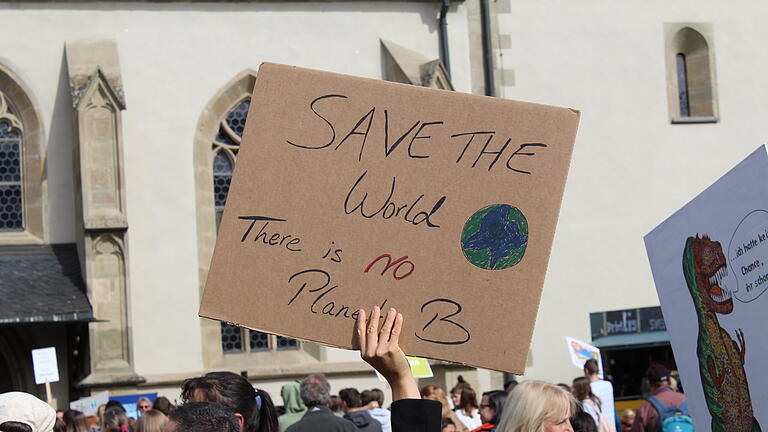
[565, 336, 603, 379]
[644, 145, 768, 432]
[31, 347, 59, 385]
[70, 392, 110, 416]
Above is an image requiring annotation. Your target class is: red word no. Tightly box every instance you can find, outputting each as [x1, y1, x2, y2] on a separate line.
[364, 254, 415, 280]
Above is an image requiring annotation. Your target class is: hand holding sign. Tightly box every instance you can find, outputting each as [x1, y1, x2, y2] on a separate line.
[356, 307, 419, 401]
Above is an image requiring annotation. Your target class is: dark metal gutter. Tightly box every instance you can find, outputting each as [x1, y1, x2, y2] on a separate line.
[480, 0, 495, 96]
[438, 0, 451, 79]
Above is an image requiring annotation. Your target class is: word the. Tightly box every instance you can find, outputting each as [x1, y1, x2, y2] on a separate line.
[451, 132, 547, 175]
[344, 170, 446, 228]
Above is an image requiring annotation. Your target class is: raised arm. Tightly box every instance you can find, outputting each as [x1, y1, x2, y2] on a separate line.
[355, 306, 441, 432]
[356, 306, 420, 400]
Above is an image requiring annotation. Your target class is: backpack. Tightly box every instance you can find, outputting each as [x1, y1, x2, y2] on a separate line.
[647, 396, 694, 432]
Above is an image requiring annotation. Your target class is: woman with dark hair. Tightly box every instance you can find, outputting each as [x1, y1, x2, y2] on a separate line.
[63, 410, 89, 432]
[570, 408, 598, 432]
[151, 397, 175, 417]
[181, 371, 278, 432]
[571, 378, 613, 432]
[472, 390, 507, 432]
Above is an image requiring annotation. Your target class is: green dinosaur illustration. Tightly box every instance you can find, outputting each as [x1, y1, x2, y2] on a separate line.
[682, 235, 761, 432]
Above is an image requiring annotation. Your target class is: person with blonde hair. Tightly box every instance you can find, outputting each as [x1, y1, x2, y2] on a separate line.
[134, 410, 167, 432]
[496, 381, 577, 432]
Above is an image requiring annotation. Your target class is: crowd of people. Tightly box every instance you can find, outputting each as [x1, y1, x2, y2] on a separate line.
[1, 307, 690, 432]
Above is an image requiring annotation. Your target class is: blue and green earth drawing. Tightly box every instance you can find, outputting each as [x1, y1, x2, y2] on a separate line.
[461, 204, 528, 270]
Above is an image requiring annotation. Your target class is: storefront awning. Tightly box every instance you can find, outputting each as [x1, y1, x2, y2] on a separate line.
[0, 244, 94, 324]
[592, 330, 670, 349]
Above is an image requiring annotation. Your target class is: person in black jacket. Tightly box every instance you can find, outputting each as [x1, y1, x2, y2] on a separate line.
[355, 306, 442, 432]
[339, 388, 382, 432]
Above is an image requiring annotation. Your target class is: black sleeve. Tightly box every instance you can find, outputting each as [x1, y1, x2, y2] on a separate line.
[391, 399, 441, 432]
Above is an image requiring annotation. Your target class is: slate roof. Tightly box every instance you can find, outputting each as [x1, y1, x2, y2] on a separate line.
[0, 243, 94, 324]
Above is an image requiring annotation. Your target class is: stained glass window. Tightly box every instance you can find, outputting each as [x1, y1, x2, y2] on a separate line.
[213, 99, 298, 353]
[0, 98, 23, 232]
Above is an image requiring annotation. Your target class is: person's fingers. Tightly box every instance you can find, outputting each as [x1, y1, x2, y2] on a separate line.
[366, 306, 381, 357]
[390, 312, 403, 346]
[379, 308, 396, 344]
[356, 308, 367, 355]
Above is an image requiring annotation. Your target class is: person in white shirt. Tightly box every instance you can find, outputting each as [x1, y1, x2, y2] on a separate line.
[584, 359, 615, 428]
[450, 378, 482, 430]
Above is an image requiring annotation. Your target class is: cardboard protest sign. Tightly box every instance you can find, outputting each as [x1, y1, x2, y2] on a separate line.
[31, 347, 59, 385]
[200, 63, 579, 373]
[565, 336, 603, 379]
[645, 146, 768, 431]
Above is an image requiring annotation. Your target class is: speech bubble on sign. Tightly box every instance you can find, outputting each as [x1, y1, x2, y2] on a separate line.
[728, 209, 768, 303]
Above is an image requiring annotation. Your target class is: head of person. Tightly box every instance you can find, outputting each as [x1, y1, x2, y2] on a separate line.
[181, 371, 277, 432]
[326, 395, 342, 413]
[645, 364, 671, 392]
[496, 380, 577, 432]
[165, 402, 239, 432]
[504, 379, 518, 394]
[360, 389, 384, 408]
[479, 390, 507, 425]
[420, 385, 451, 418]
[280, 382, 306, 415]
[441, 417, 456, 432]
[457, 386, 479, 416]
[63, 409, 89, 432]
[299, 374, 331, 409]
[570, 377, 600, 406]
[583, 359, 600, 379]
[151, 398, 175, 417]
[338, 388, 362, 412]
[0, 392, 56, 432]
[134, 410, 167, 432]
[137, 398, 152, 415]
[556, 384, 572, 394]
[449, 376, 471, 408]
[102, 408, 129, 432]
[105, 401, 126, 414]
[569, 409, 597, 432]
[54, 418, 67, 432]
[620, 409, 635, 432]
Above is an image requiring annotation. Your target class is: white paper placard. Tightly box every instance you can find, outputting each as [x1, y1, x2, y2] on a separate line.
[565, 336, 603, 379]
[31, 347, 59, 385]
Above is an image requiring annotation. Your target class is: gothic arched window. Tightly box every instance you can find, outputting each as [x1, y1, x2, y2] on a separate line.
[665, 24, 718, 123]
[205, 94, 298, 354]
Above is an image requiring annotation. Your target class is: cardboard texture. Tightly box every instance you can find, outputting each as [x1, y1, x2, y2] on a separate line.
[644, 146, 768, 431]
[200, 63, 579, 373]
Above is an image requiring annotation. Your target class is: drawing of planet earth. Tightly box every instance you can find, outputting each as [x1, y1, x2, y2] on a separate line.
[461, 204, 528, 270]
